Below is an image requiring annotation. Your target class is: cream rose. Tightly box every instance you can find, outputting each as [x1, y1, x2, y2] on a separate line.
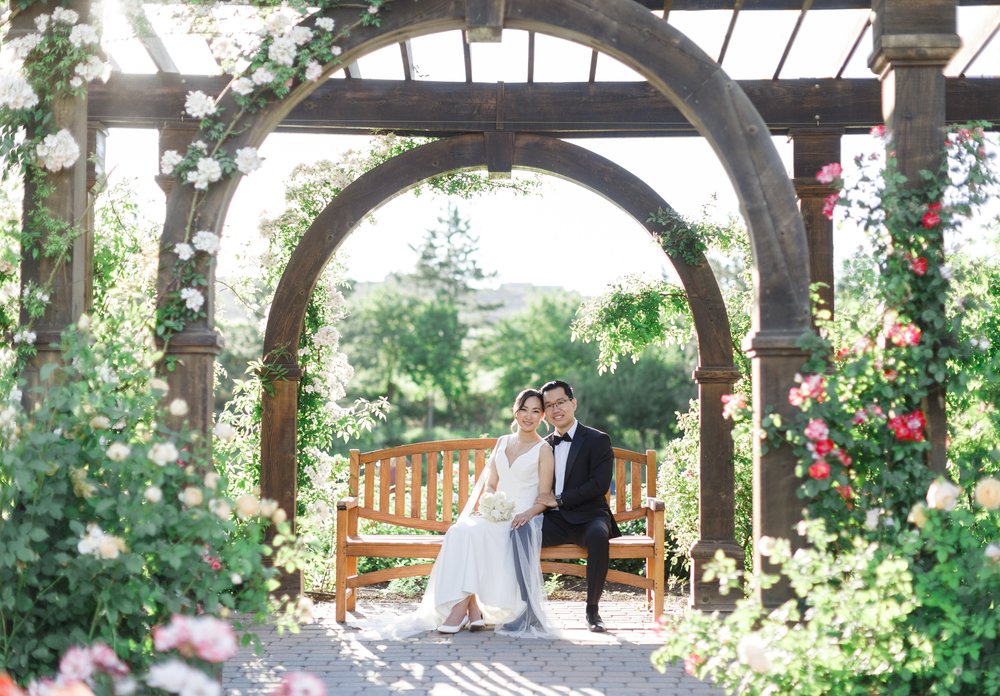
[973, 477, 1000, 510]
[926, 478, 961, 511]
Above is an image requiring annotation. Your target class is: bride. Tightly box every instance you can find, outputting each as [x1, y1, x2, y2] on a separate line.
[355, 388, 557, 638]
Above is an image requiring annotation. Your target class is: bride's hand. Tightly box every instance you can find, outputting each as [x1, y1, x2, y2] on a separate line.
[511, 511, 534, 529]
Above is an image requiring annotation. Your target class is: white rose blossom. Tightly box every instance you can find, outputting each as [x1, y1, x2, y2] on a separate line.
[74, 55, 105, 83]
[68, 24, 99, 48]
[184, 90, 217, 119]
[926, 478, 962, 511]
[185, 157, 223, 190]
[52, 7, 80, 24]
[204, 472, 220, 490]
[174, 243, 194, 261]
[36, 129, 80, 172]
[34, 14, 50, 32]
[316, 17, 335, 31]
[168, 398, 189, 416]
[231, 77, 254, 96]
[106, 442, 131, 461]
[147, 659, 221, 696]
[214, 421, 236, 441]
[268, 36, 297, 66]
[286, 26, 313, 46]
[12, 329, 36, 345]
[736, 634, 773, 674]
[209, 498, 232, 520]
[180, 287, 205, 312]
[263, 10, 295, 37]
[235, 147, 264, 174]
[304, 61, 322, 81]
[251, 67, 275, 85]
[986, 544, 1000, 563]
[179, 486, 204, 507]
[5, 34, 42, 61]
[192, 231, 221, 255]
[144, 486, 163, 503]
[235, 495, 260, 519]
[974, 477, 1000, 510]
[160, 150, 183, 175]
[150, 377, 170, 393]
[148, 441, 180, 467]
[0, 73, 39, 110]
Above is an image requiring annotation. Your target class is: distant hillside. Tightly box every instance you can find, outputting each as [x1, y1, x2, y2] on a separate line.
[346, 277, 582, 323]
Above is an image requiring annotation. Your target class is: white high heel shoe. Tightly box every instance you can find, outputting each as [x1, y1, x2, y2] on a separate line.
[436, 616, 469, 634]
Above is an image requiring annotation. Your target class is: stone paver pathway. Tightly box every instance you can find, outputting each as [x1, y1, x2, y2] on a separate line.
[224, 600, 722, 695]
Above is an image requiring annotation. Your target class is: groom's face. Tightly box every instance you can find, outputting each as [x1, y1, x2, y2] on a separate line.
[543, 387, 577, 432]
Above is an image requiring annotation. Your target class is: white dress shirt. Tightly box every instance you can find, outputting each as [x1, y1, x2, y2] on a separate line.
[553, 420, 579, 496]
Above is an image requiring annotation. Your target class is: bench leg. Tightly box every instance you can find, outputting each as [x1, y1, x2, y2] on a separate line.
[346, 556, 358, 612]
[646, 557, 653, 611]
[336, 505, 351, 622]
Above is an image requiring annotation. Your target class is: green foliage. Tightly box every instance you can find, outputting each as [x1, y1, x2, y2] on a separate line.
[0, 311, 288, 681]
[658, 394, 753, 572]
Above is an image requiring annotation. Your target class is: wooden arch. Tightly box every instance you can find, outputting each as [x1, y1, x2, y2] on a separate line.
[158, 0, 811, 604]
[262, 132, 743, 608]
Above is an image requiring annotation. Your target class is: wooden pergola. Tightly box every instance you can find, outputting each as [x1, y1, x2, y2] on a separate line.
[11, 0, 1000, 610]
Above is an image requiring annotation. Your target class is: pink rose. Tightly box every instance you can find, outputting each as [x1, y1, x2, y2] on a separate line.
[815, 162, 843, 184]
[804, 418, 829, 441]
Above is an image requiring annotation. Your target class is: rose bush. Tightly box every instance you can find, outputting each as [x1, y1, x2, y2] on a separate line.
[654, 126, 1000, 692]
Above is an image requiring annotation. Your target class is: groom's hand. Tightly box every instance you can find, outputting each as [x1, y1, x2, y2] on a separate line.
[535, 492, 557, 508]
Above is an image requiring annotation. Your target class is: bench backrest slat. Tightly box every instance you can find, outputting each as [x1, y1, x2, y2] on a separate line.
[349, 440, 656, 527]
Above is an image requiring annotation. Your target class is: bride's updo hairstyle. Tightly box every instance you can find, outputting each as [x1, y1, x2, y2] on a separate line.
[510, 388, 544, 433]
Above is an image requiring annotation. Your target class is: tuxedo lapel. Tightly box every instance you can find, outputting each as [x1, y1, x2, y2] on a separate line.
[563, 425, 586, 483]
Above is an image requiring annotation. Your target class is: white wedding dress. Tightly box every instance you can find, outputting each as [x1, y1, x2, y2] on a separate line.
[353, 434, 557, 639]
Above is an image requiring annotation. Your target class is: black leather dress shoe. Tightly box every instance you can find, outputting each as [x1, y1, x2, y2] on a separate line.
[586, 609, 607, 633]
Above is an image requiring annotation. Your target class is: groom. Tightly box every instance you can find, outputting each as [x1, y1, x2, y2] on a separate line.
[512, 379, 621, 632]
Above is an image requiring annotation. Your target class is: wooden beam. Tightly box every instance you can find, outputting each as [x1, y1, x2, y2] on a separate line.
[343, 62, 361, 79]
[589, 49, 599, 82]
[88, 75, 1000, 136]
[400, 40, 415, 81]
[465, 0, 505, 42]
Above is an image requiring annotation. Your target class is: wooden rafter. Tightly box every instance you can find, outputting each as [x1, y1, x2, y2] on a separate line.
[773, 0, 813, 80]
[527, 31, 535, 83]
[462, 31, 473, 83]
[400, 40, 415, 81]
[589, 50, 599, 82]
[834, 12, 870, 79]
[343, 62, 361, 79]
[662, 0, 674, 21]
[136, 6, 179, 74]
[89, 75, 1000, 136]
[717, 0, 744, 66]
[946, 8, 1000, 77]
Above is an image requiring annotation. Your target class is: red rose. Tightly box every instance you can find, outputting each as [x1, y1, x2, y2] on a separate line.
[910, 256, 928, 275]
[809, 460, 831, 479]
[822, 193, 839, 220]
[813, 439, 835, 457]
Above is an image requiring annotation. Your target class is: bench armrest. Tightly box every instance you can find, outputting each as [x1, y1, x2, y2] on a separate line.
[646, 496, 665, 512]
[337, 496, 359, 511]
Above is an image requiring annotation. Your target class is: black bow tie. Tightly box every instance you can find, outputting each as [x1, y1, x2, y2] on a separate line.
[552, 433, 572, 446]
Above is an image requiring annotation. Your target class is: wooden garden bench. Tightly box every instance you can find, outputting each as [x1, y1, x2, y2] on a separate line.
[335, 438, 665, 622]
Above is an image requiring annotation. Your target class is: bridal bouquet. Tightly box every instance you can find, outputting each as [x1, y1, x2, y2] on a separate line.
[479, 491, 516, 523]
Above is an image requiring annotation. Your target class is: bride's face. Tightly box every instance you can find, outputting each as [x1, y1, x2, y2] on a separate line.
[514, 396, 544, 433]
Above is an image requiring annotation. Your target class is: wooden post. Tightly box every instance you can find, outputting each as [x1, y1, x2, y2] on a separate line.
[689, 366, 744, 611]
[260, 361, 303, 596]
[15, 1, 92, 410]
[790, 128, 843, 324]
[156, 125, 198, 196]
[869, 0, 959, 473]
[745, 331, 809, 608]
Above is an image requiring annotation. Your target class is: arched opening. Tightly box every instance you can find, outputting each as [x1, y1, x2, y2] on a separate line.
[261, 132, 743, 608]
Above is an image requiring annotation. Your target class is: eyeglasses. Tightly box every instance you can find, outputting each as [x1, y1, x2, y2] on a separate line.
[544, 398, 571, 411]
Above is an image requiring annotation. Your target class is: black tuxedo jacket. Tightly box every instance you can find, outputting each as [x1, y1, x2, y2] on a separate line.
[546, 422, 622, 538]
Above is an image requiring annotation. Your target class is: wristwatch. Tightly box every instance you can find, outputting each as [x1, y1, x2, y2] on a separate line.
[555, 494, 564, 508]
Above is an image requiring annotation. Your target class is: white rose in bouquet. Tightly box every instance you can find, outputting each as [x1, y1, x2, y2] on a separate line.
[479, 491, 516, 523]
